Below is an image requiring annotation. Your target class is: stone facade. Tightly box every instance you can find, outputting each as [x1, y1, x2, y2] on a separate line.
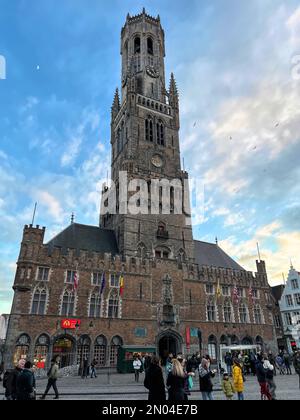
[4, 10, 278, 370]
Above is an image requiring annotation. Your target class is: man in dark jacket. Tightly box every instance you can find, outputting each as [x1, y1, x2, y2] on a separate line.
[5, 359, 25, 400]
[16, 361, 35, 400]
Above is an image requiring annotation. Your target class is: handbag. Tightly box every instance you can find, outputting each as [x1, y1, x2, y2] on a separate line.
[188, 375, 194, 390]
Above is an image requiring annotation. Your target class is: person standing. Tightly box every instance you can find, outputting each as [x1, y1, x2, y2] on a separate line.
[144, 356, 166, 401]
[133, 355, 142, 383]
[256, 353, 272, 400]
[90, 359, 97, 378]
[5, 359, 25, 400]
[293, 351, 300, 389]
[276, 354, 285, 375]
[0, 361, 4, 382]
[16, 361, 36, 400]
[81, 357, 89, 379]
[40, 357, 60, 400]
[166, 359, 185, 401]
[178, 356, 195, 401]
[232, 359, 244, 400]
[268, 352, 277, 376]
[199, 358, 216, 401]
[225, 353, 233, 376]
[263, 356, 277, 400]
[222, 373, 235, 400]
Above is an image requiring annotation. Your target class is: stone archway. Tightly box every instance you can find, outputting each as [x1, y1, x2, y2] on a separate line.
[156, 330, 183, 365]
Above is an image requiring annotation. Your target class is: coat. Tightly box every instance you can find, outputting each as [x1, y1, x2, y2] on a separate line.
[16, 369, 35, 400]
[222, 378, 235, 398]
[232, 365, 244, 393]
[294, 356, 300, 375]
[166, 372, 185, 401]
[199, 367, 214, 393]
[144, 364, 166, 401]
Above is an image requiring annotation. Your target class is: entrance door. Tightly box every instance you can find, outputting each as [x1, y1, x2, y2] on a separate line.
[53, 337, 74, 368]
[159, 335, 178, 365]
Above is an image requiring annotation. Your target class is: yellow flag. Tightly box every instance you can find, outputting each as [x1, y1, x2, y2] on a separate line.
[216, 280, 222, 299]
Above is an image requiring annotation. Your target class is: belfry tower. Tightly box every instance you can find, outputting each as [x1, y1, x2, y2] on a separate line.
[100, 9, 194, 262]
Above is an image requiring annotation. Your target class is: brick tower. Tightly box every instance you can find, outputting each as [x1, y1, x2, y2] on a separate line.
[100, 9, 194, 262]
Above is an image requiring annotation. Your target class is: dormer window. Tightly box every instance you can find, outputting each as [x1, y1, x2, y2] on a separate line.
[134, 36, 141, 54]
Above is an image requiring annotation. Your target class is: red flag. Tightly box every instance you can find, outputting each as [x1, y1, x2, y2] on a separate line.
[186, 327, 191, 350]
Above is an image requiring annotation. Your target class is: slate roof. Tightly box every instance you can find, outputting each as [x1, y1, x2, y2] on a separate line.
[46, 223, 119, 256]
[271, 285, 285, 303]
[194, 240, 245, 271]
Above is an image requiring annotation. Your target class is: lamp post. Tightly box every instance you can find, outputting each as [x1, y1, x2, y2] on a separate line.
[198, 329, 202, 355]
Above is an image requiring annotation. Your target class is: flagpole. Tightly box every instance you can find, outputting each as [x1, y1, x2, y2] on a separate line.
[31, 202, 37, 225]
[256, 242, 261, 262]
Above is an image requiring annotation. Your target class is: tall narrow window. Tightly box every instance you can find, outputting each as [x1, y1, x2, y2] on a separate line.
[254, 304, 262, 324]
[239, 303, 248, 323]
[145, 118, 153, 142]
[108, 289, 119, 318]
[156, 121, 164, 146]
[147, 37, 153, 55]
[134, 36, 141, 54]
[61, 290, 75, 317]
[89, 293, 102, 318]
[31, 289, 47, 315]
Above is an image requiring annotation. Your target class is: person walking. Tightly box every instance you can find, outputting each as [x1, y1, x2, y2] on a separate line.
[276, 354, 285, 375]
[81, 357, 89, 379]
[16, 361, 36, 400]
[222, 373, 235, 400]
[5, 359, 25, 400]
[232, 359, 244, 400]
[293, 351, 300, 389]
[256, 353, 272, 400]
[90, 359, 97, 378]
[283, 352, 292, 375]
[40, 357, 60, 400]
[178, 356, 195, 401]
[225, 353, 233, 376]
[166, 359, 185, 401]
[133, 355, 142, 383]
[199, 358, 216, 401]
[268, 352, 277, 376]
[144, 355, 166, 401]
[263, 356, 277, 400]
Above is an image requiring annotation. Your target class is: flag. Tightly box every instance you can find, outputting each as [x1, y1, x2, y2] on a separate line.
[119, 275, 124, 297]
[216, 280, 222, 300]
[100, 272, 106, 295]
[186, 327, 191, 351]
[232, 285, 239, 305]
[249, 286, 254, 304]
[73, 271, 79, 291]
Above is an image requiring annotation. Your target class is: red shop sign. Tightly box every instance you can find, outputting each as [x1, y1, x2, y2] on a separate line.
[61, 319, 81, 330]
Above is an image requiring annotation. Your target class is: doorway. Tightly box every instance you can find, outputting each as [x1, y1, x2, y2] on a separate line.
[53, 336, 74, 368]
[158, 332, 182, 365]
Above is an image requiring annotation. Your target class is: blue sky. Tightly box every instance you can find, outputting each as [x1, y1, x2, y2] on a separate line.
[1, 0, 300, 314]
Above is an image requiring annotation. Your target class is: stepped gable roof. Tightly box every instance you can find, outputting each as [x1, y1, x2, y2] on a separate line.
[47, 223, 119, 256]
[194, 240, 245, 271]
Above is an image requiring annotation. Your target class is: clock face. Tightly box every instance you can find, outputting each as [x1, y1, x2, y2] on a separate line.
[146, 66, 159, 79]
[151, 155, 163, 168]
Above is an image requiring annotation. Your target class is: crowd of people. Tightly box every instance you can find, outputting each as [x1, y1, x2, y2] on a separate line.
[1, 349, 300, 400]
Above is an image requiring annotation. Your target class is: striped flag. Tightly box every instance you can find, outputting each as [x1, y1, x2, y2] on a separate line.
[232, 285, 239, 305]
[249, 286, 254, 304]
[119, 275, 124, 297]
[73, 271, 79, 291]
[100, 272, 106, 295]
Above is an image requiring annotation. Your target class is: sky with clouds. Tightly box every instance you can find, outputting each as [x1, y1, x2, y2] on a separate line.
[0, 0, 300, 314]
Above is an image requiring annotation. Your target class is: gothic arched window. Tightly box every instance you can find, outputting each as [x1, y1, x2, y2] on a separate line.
[109, 336, 123, 367]
[31, 288, 47, 315]
[94, 335, 107, 367]
[239, 302, 248, 323]
[61, 290, 75, 317]
[134, 36, 141, 54]
[254, 304, 262, 324]
[156, 121, 165, 146]
[108, 289, 119, 318]
[208, 335, 218, 360]
[223, 300, 233, 323]
[145, 118, 153, 142]
[117, 128, 122, 154]
[147, 37, 154, 55]
[89, 293, 102, 318]
[207, 299, 216, 322]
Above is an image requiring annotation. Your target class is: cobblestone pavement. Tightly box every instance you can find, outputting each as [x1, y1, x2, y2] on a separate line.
[2, 372, 299, 400]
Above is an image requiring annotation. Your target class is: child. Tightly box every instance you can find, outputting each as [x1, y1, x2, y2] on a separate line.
[222, 373, 235, 400]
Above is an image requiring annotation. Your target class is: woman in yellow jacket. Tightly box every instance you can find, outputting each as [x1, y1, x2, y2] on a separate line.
[232, 359, 244, 400]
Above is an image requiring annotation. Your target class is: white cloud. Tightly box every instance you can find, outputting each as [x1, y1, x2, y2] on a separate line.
[35, 190, 64, 222]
